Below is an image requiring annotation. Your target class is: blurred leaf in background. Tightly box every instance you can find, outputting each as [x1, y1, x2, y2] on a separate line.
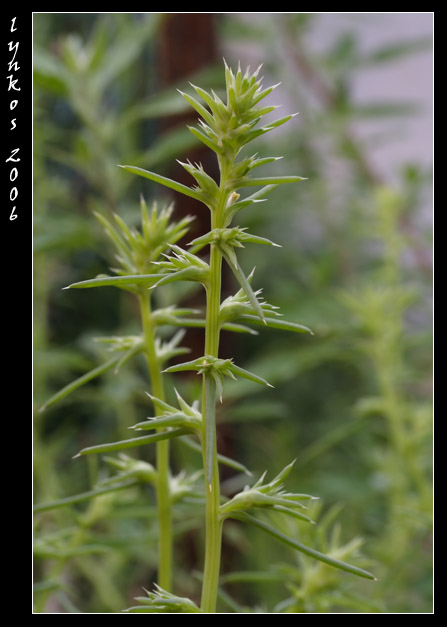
[217, 12, 432, 613]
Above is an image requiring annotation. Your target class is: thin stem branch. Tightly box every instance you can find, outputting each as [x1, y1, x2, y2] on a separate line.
[138, 291, 172, 592]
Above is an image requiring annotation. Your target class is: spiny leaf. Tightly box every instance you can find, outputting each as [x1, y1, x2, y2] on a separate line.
[118, 165, 203, 202]
[132, 413, 192, 431]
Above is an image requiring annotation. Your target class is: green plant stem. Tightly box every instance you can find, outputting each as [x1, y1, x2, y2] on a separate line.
[138, 292, 172, 591]
[200, 163, 229, 613]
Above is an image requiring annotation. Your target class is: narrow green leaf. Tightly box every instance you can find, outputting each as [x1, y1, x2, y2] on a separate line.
[94, 212, 131, 261]
[118, 165, 202, 202]
[238, 314, 314, 335]
[39, 356, 120, 413]
[152, 267, 208, 289]
[187, 126, 220, 154]
[270, 505, 315, 524]
[264, 113, 298, 129]
[240, 175, 306, 187]
[33, 479, 139, 513]
[132, 411, 200, 432]
[191, 83, 220, 115]
[163, 357, 203, 374]
[252, 83, 281, 106]
[132, 413, 189, 430]
[238, 127, 271, 146]
[64, 274, 160, 290]
[240, 233, 281, 247]
[178, 90, 215, 127]
[166, 317, 258, 335]
[74, 428, 193, 457]
[225, 184, 278, 223]
[221, 251, 265, 323]
[231, 513, 377, 581]
[229, 363, 273, 388]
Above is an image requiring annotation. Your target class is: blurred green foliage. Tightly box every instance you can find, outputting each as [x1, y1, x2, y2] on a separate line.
[33, 13, 432, 613]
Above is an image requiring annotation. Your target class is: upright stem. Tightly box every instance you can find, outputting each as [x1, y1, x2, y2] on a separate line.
[200, 161, 229, 613]
[138, 291, 172, 591]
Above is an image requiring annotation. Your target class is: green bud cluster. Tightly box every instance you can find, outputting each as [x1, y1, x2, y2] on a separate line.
[182, 62, 289, 161]
[95, 198, 193, 278]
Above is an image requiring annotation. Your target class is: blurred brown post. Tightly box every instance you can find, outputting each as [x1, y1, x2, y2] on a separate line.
[157, 13, 220, 243]
[158, 13, 218, 86]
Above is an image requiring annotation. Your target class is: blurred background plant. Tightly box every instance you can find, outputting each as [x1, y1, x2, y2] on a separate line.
[33, 13, 432, 613]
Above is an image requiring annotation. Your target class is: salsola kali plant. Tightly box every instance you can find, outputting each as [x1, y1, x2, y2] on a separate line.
[36, 62, 376, 613]
[116, 62, 376, 612]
